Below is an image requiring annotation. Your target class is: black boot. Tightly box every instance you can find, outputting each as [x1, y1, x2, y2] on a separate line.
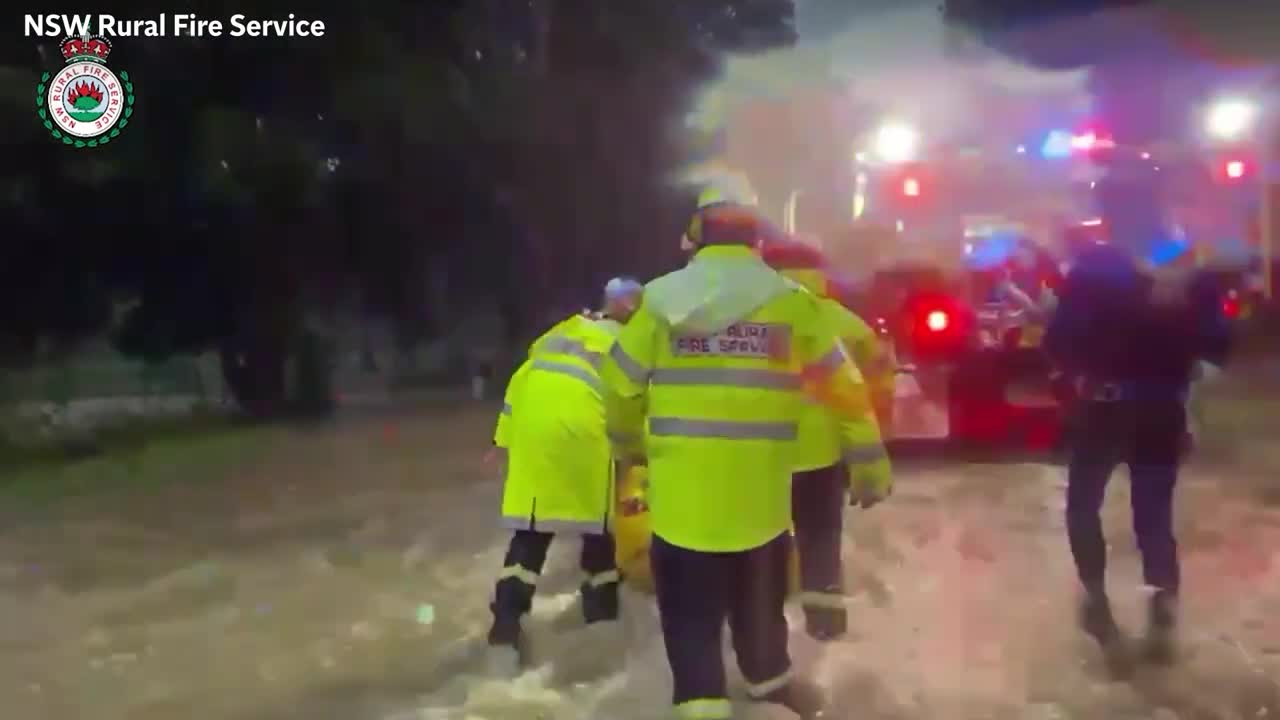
[1080, 590, 1132, 678]
[485, 606, 525, 677]
[803, 605, 848, 642]
[580, 580, 620, 624]
[487, 605, 523, 647]
[1143, 589, 1177, 665]
[759, 678, 829, 719]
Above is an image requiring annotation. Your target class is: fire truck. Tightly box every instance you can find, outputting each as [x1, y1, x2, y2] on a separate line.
[779, 156, 1089, 448]
[680, 84, 1110, 448]
[838, 219, 1072, 449]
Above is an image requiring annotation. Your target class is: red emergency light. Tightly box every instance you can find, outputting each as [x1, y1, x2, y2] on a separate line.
[1069, 126, 1116, 164]
[901, 292, 973, 361]
[1071, 130, 1115, 152]
[1070, 132, 1098, 150]
[1223, 290, 1241, 318]
[1215, 151, 1254, 182]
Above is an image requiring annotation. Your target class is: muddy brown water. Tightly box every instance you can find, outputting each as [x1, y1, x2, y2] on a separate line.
[0, 387, 1277, 719]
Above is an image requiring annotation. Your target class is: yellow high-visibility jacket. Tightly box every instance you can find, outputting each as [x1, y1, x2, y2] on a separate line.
[493, 314, 620, 535]
[600, 245, 871, 553]
[592, 319, 648, 462]
[797, 298, 892, 498]
[777, 269, 892, 499]
[844, 313, 896, 433]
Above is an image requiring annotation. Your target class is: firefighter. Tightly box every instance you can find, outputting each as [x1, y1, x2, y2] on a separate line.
[760, 239, 893, 641]
[600, 184, 874, 719]
[1045, 239, 1231, 672]
[598, 276, 648, 484]
[601, 276, 644, 323]
[486, 305, 627, 673]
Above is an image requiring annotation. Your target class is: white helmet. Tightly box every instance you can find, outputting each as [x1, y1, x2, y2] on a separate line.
[695, 172, 758, 210]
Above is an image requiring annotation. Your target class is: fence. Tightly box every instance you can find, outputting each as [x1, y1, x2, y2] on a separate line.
[0, 353, 224, 405]
[0, 353, 230, 436]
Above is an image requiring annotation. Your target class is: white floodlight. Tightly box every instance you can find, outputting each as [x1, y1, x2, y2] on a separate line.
[1206, 98, 1258, 140]
[874, 122, 918, 164]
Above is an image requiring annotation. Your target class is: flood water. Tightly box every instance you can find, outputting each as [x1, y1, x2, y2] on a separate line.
[1, 401, 1278, 720]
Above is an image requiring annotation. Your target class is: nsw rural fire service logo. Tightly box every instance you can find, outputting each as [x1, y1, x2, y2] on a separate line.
[35, 35, 134, 147]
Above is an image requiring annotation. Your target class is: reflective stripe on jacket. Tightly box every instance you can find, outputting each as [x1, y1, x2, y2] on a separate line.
[498, 315, 618, 534]
[793, 299, 890, 496]
[776, 269, 892, 491]
[600, 245, 870, 552]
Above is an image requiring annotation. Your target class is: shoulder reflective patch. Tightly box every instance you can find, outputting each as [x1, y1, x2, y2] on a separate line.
[671, 323, 791, 361]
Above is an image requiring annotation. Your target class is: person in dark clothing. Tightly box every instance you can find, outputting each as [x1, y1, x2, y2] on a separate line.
[1045, 241, 1231, 671]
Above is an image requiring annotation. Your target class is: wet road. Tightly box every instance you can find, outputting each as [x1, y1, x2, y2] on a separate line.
[1, 402, 1279, 720]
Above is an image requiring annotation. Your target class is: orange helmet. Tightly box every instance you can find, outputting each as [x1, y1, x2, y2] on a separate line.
[759, 238, 832, 296]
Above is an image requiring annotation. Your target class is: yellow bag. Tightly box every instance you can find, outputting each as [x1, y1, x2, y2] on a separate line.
[614, 466, 802, 596]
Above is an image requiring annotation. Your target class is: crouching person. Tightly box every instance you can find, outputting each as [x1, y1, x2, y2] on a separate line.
[486, 310, 623, 672]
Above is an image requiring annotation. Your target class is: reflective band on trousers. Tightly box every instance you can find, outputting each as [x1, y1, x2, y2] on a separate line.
[542, 336, 604, 367]
[650, 367, 801, 390]
[744, 668, 792, 699]
[610, 342, 651, 384]
[530, 359, 601, 393]
[500, 515, 608, 534]
[498, 564, 539, 586]
[797, 591, 847, 609]
[843, 443, 887, 465]
[586, 569, 620, 587]
[648, 417, 797, 441]
[674, 697, 732, 719]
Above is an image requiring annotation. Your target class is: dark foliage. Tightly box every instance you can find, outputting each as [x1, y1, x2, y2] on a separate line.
[0, 2, 797, 414]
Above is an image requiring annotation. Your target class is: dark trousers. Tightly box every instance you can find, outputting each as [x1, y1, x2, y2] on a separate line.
[651, 531, 793, 711]
[791, 464, 846, 626]
[1066, 398, 1184, 595]
[488, 529, 619, 646]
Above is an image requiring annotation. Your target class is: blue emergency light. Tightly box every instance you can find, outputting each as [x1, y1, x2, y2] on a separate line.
[964, 231, 1018, 270]
[1041, 130, 1073, 159]
[1145, 236, 1191, 267]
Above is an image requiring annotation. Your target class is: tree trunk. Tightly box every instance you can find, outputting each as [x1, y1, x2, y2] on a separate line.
[219, 301, 291, 420]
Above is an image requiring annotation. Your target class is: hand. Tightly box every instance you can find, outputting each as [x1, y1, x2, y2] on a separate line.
[618, 496, 648, 516]
[852, 487, 889, 509]
[617, 456, 647, 478]
[850, 473, 892, 509]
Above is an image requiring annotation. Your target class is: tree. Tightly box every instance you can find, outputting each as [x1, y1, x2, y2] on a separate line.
[1, 2, 802, 413]
[453, 0, 800, 337]
[943, 0, 1280, 254]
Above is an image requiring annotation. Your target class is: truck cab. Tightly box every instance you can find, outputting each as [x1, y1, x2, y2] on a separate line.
[847, 232, 1068, 450]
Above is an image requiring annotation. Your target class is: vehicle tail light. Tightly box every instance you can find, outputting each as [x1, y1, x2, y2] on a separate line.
[1222, 296, 1241, 319]
[903, 293, 971, 359]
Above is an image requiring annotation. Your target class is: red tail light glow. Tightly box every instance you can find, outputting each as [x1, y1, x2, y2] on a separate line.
[1222, 297, 1241, 318]
[903, 293, 971, 359]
